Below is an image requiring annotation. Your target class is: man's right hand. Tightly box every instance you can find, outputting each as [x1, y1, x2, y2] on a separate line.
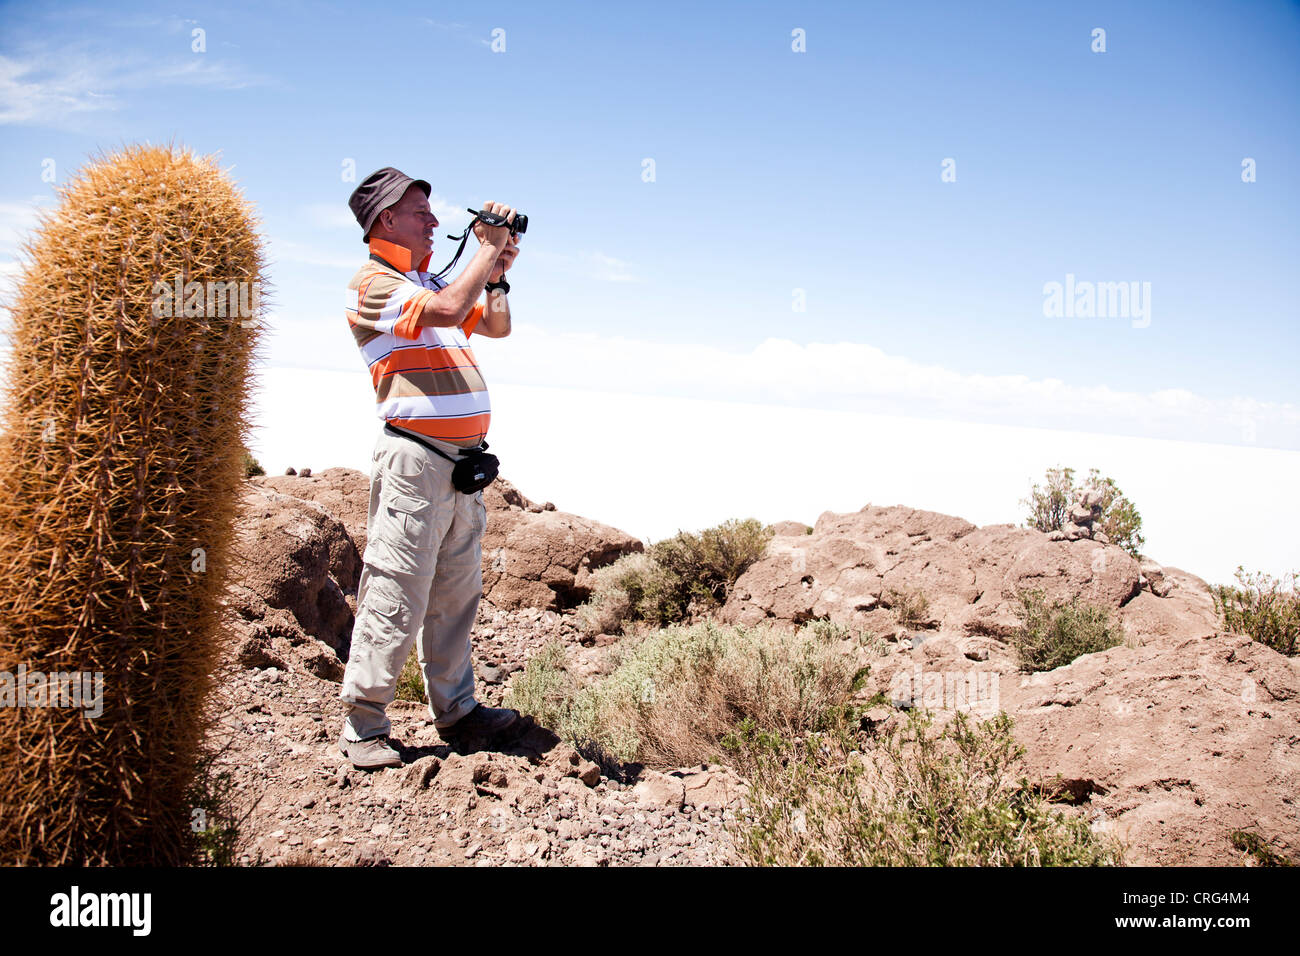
[472, 201, 515, 249]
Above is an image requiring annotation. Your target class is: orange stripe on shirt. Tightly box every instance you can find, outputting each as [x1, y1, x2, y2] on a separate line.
[391, 411, 492, 444]
[393, 288, 436, 340]
[463, 301, 485, 338]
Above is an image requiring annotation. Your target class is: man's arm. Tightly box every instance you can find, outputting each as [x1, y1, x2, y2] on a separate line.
[415, 242, 499, 329]
[471, 234, 518, 337]
[415, 201, 514, 329]
[474, 287, 511, 337]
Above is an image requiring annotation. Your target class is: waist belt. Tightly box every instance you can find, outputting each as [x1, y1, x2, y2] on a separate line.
[383, 422, 499, 494]
[384, 422, 486, 461]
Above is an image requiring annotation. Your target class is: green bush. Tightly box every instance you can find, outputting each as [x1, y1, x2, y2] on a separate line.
[241, 446, 265, 477]
[650, 517, 774, 607]
[506, 618, 868, 766]
[395, 646, 426, 703]
[576, 518, 773, 635]
[1010, 589, 1125, 672]
[1229, 828, 1295, 866]
[1022, 466, 1144, 555]
[575, 551, 682, 636]
[724, 709, 1122, 867]
[1213, 567, 1299, 656]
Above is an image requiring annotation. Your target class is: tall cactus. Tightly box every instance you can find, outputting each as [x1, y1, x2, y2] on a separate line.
[0, 145, 266, 864]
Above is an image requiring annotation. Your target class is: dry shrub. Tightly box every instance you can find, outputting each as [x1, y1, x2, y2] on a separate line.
[725, 709, 1123, 867]
[507, 618, 870, 766]
[1213, 567, 1299, 656]
[576, 519, 773, 636]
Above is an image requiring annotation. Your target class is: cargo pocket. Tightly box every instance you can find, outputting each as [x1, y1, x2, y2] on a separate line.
[386, 489, 435, 540]
[356, 577, 409, 649]
[471, 490, 487, 534]
[364, 481, 440, 576]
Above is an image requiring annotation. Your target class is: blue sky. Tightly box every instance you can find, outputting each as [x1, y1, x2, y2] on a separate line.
[1, 0, 1297, 450]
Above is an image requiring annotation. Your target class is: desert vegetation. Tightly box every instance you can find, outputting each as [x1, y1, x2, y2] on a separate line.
[0, 145, 265, 865]
[1009, 589, 1126, 672]
[1022, 465, 1144, 555]
[507, 617, 1121, 866]
[508, 618, 871, 766]
[725, 709, 1122, 866]
[1213, 567, 1300, 656]
[576, 518, 772, 636]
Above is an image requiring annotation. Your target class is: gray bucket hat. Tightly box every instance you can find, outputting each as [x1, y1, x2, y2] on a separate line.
[348, 167, 432, 242]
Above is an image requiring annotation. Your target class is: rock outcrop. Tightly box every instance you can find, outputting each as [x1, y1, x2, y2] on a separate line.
[218, 482, 1297, 867]
[480, 479, 643, 610]
[255, 469, 642, 613]
[720, 504, 1161, 641]
[720, 501, 1298, 865]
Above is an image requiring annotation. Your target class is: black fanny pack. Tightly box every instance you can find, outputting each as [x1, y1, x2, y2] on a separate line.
[384, 423, 499, 494]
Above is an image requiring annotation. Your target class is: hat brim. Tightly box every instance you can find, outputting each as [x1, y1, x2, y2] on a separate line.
[360, 177, 433, 239]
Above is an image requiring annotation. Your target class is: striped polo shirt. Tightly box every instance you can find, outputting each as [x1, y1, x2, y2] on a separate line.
[346, 237, 490, 447]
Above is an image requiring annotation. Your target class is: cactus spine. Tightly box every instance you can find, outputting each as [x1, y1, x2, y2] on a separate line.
[0, 144, 266, 864]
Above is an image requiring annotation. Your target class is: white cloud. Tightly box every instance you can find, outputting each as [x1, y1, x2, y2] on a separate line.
[0, 197, 47, 247]
[303, 203, 359, 231]
[265, 238, 358, 271]
[0, 50, 269, 128]
[470, 324, 1300, 451]
[242, 369, 1300, 587]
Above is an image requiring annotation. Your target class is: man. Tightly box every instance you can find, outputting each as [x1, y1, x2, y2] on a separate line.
[337, 166, 522, 769]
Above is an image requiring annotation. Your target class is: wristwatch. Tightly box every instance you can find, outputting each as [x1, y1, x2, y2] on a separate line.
[485, 277, 510, 294]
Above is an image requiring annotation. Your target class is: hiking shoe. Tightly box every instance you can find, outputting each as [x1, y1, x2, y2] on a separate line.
[338, 733, 403, 770]
[438, 703, 522, 745]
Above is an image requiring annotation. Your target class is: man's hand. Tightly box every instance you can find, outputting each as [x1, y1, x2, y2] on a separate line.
[489, 236, 520, 282]
[472, 200, 515, 250]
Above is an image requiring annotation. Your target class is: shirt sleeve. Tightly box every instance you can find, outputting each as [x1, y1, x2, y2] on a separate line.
[354, 270, 435, 341]
[462, 301, 486, 338]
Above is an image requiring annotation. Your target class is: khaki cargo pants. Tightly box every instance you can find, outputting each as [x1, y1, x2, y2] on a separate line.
[340, 425, 487, 741]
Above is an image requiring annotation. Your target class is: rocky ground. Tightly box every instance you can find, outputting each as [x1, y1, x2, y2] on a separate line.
[210, 468, 1299, 867]
[206, 606, 743, 867]
[214, 472, 741, 867]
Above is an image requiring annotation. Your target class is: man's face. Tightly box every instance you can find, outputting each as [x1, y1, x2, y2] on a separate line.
[376, 185, 438, 259]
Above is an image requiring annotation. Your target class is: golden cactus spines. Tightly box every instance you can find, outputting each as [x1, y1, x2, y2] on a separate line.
[0, 144, 267, 864]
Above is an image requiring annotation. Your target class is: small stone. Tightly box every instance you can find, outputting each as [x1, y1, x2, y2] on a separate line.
[578, 761, 601, 787]
[299, 468, 312, 478]
[284, 467, 297, 476]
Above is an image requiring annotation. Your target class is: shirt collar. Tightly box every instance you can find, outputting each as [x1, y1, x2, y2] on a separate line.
[367, 237, 433, 275]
